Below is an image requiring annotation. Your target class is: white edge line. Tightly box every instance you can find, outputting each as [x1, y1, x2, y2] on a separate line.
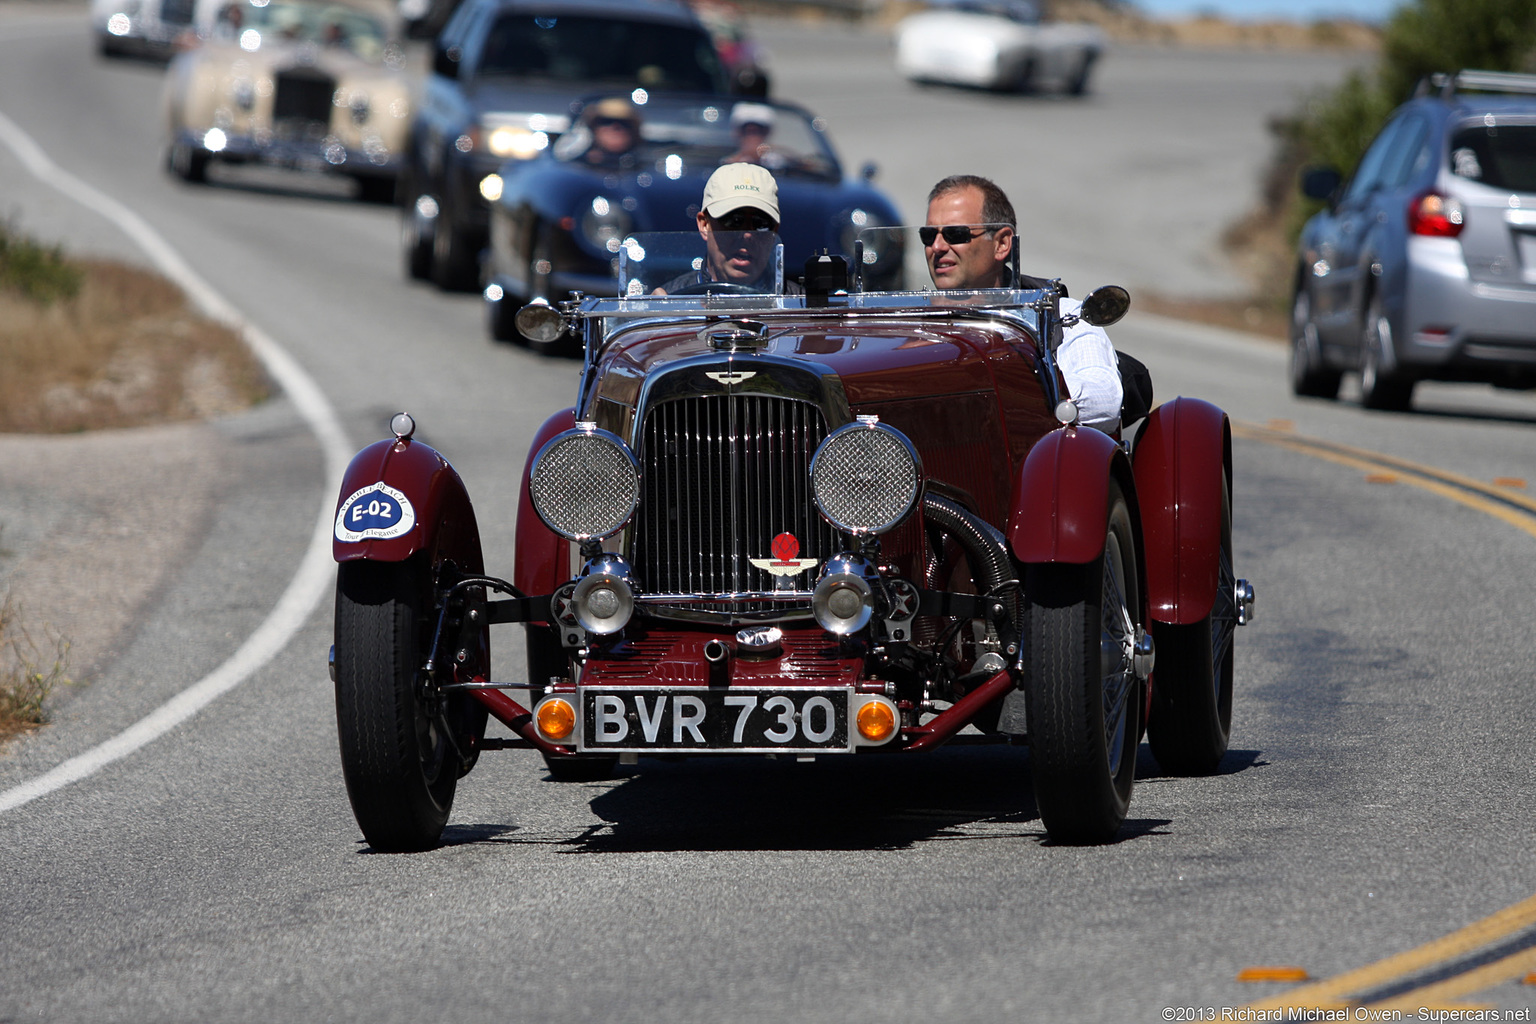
[0, 108, 351, 814]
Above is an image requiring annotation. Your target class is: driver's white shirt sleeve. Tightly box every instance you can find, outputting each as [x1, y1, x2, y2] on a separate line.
[1056, 298, 1123, 432]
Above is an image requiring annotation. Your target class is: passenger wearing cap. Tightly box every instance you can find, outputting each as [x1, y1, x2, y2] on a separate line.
[579, 97, 641, 169]
[723, 102, 776, 166]
[655, 163, 802, 295]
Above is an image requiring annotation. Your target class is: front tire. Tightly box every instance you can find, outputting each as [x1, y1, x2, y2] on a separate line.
[168, 139, 209, 184]
[1147, 475, 1235, 775]
[1358, 294, 1414, 411]
[430, 196, 480, 291]
[1067, 51, 1096, 96]
[1290, 287, 1341, 399]
[487, 289, 522, 343]
[334, 557, 458, 852]
[1023, 479, 1141, 845]
[402, 187, 435, 281]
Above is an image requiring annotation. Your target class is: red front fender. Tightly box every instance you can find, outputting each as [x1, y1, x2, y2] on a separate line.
[1131, 397, 1230, 625]
[1007, 425, 1131, 565]
[513, 408, 577, 603]
[332, 436, 483, 575]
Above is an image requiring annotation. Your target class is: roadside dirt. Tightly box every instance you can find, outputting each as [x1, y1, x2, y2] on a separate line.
[0, 421, 231, 700]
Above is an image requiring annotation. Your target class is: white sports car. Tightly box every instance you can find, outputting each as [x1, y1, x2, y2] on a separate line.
[894, 0, 1104, 95]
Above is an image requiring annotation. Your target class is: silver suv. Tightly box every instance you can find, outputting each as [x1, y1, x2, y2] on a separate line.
[1291, 70, 1536, 410]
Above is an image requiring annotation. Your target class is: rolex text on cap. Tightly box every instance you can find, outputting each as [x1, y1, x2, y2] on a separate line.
[701, 163, 780, 223]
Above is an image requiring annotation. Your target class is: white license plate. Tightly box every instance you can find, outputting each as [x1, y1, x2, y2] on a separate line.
[579, 688, 851, 753]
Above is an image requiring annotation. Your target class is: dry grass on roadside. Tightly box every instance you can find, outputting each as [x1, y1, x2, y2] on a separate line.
[0, 234, 271, 434]
[0, 588, 71, 743]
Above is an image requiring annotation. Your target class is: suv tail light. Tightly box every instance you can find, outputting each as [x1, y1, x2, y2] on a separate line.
[1408, 191, 1465, 237]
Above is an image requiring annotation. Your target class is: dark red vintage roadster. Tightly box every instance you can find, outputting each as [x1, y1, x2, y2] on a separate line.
[329, 231, 1254, 851]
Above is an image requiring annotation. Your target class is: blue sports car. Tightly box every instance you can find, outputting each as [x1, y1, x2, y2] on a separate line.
[482, 93, 904, 348]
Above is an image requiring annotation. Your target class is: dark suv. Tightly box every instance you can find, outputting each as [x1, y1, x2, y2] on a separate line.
[1291, 70, 1536, 410]
[401, 0, 729, 290]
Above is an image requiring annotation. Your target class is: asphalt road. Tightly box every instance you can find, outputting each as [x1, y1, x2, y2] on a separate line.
[2, 6, 1534, 1022]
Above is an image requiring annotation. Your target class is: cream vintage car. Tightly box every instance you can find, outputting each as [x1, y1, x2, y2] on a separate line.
[161, 0, 412, 201]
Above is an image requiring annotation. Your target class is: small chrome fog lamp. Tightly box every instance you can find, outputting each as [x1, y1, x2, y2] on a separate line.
[811, 417, 921, 535]
[812, 554, 877, 635]
[572, 554, 636, 635]
[529, 424, 640, 541]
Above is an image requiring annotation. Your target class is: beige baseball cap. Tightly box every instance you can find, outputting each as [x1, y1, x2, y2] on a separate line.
[701, 163, 780, 224]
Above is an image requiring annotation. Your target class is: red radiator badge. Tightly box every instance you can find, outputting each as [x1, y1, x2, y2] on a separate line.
[749, 532, 820, 577]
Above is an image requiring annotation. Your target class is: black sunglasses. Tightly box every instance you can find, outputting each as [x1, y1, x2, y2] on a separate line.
[713, 210, 777, 233]
[591, 117, 634, 130]
[919, 225, 990, 246]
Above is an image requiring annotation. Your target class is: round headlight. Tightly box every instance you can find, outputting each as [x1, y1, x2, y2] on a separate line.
[580, 196, 633, 254]
[811, 419, 921, 535]
[529, 425, 640, 541]
[487, 125, 548, 160]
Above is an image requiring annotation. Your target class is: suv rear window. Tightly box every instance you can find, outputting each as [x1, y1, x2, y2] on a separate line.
[477, 15, 726, 93]
[1449, 124, 1536, 193]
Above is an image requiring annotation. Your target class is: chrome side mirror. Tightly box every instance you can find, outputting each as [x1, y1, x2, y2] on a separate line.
[515, 301, 567, 344]
[1080, 285, 1130, 327]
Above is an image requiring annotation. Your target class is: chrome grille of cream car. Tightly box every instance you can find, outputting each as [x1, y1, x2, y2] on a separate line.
[634, 394, 841, 605]
[161, 0, 196, 27]
[273, 70, 336, 138]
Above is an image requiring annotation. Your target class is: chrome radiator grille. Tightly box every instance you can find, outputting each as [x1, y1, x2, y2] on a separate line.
[161, 0, 196, 26]
[272, 70, 335, 136]
[634, 394, 842, 599]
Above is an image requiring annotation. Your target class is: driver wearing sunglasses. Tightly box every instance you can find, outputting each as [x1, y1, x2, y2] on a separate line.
[655, 163, 802, 295]
[578, 97, 642, 169]
[926, 174, 1125, 431]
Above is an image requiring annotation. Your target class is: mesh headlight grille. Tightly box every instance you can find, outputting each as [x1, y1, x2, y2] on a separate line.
[530, 427, 640, 540]
[811, 422, 921, 535]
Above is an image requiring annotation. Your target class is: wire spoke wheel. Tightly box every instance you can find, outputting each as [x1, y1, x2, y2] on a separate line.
[1100, 539, 1137, 780]
[1024, 479, 1141, 845]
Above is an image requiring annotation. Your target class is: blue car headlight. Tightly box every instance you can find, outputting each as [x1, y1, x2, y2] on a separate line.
[580, 195, 633, 254]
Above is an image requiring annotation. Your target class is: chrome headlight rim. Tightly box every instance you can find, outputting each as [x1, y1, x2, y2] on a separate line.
[810, 419, 923, 536]
[528, 423, 641, 542]
[579, 195, 633, 255]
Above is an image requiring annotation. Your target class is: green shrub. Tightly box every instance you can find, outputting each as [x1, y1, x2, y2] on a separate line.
[0, 220, 83, 306]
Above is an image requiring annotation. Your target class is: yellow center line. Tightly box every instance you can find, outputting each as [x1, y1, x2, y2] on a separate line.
[1233, 422, 1536, 541]
[1232, 422, 1536, 1011]
[1243, 893, 1536, 1011]
[1369, 946, 1536, 1012]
